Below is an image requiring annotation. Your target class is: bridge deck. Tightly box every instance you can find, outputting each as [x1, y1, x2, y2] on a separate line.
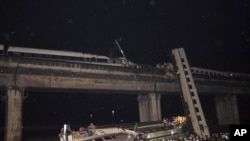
[0, 56, 250, 95]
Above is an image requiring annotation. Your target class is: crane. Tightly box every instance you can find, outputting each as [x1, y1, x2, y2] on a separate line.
[114, 38, 129, 67]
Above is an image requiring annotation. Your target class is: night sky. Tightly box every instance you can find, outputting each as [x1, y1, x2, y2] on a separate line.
[1, 0, 250, 72]
[1, 0, 250, 137]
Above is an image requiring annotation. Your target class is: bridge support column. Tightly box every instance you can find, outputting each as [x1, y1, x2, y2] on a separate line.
[5, 88, 24, 141]
[215, 95, 240, 125]
[138, 93, 161, 122]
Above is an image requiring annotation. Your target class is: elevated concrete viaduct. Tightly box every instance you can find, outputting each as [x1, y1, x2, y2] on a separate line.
[1, 56, 250, 141]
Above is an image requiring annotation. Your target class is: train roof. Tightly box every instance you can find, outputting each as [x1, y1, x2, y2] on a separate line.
[8, 46, 110, 59]
[81, 53, 110, 59]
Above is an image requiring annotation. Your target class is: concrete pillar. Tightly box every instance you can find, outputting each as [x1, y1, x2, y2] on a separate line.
[230, 95, 240, 124]
[138, 94, 149, 122]
[215, 95, 240, 125]
[156, 94, 162, 121]
[5, 88, 24, 141]
[138, 93, 161, 122]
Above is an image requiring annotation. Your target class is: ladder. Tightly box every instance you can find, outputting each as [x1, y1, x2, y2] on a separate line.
[172, 48, 210, 138]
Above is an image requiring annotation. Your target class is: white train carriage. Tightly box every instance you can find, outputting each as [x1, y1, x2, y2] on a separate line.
[190, 67, 227, 77]
[6, 45, 136, 67]
[7, 45, 108, 60]
[191, 67, 250, 79]
[139, 124, 187, 141]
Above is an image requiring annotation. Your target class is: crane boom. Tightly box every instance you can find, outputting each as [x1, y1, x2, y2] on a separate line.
[172, 48, 210, 138]
[114, 39, 129, 66]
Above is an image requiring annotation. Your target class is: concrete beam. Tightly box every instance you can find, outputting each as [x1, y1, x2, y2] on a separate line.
[17, 75, 156, 92]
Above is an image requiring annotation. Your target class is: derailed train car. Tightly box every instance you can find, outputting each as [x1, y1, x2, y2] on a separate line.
[137, 124, 188, 141]
[58, 122, 189, 141]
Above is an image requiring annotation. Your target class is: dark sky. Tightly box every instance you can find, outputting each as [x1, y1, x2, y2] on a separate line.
[0, 0, 250, 72]
[1, 0, 250, 136]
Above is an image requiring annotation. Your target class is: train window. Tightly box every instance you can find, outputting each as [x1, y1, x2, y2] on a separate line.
[111, 136, 116, 139]
[94, 138, 103, 141]
[103, 136, 112, 140]
[73, 57, 82, 61]
[183, 64, 187, 69]
[97, 58, 108, 63]
[81, 57, 86, 61]
[44, 55, 53, 58]
[64, 56, 72, 60]
[23, 53, 33, 57]
[188, 84, 192, 89]
[197, 115, 202, 121]
[10, 52, 21, 56]
[34, 54, 43, 58]
[184, 70, 188, 75]
[195, 107, 199, 112]
[193, 99, 197, 104]
[54, 55, 63, 59]
[72, 57, 77, 60]
[90, 57, 96, 62]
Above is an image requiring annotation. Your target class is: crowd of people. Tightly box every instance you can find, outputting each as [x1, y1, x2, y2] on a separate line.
[172, 132, 230, 141]
[163, 116, 187, 127]
[163, 116, 230, 141]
